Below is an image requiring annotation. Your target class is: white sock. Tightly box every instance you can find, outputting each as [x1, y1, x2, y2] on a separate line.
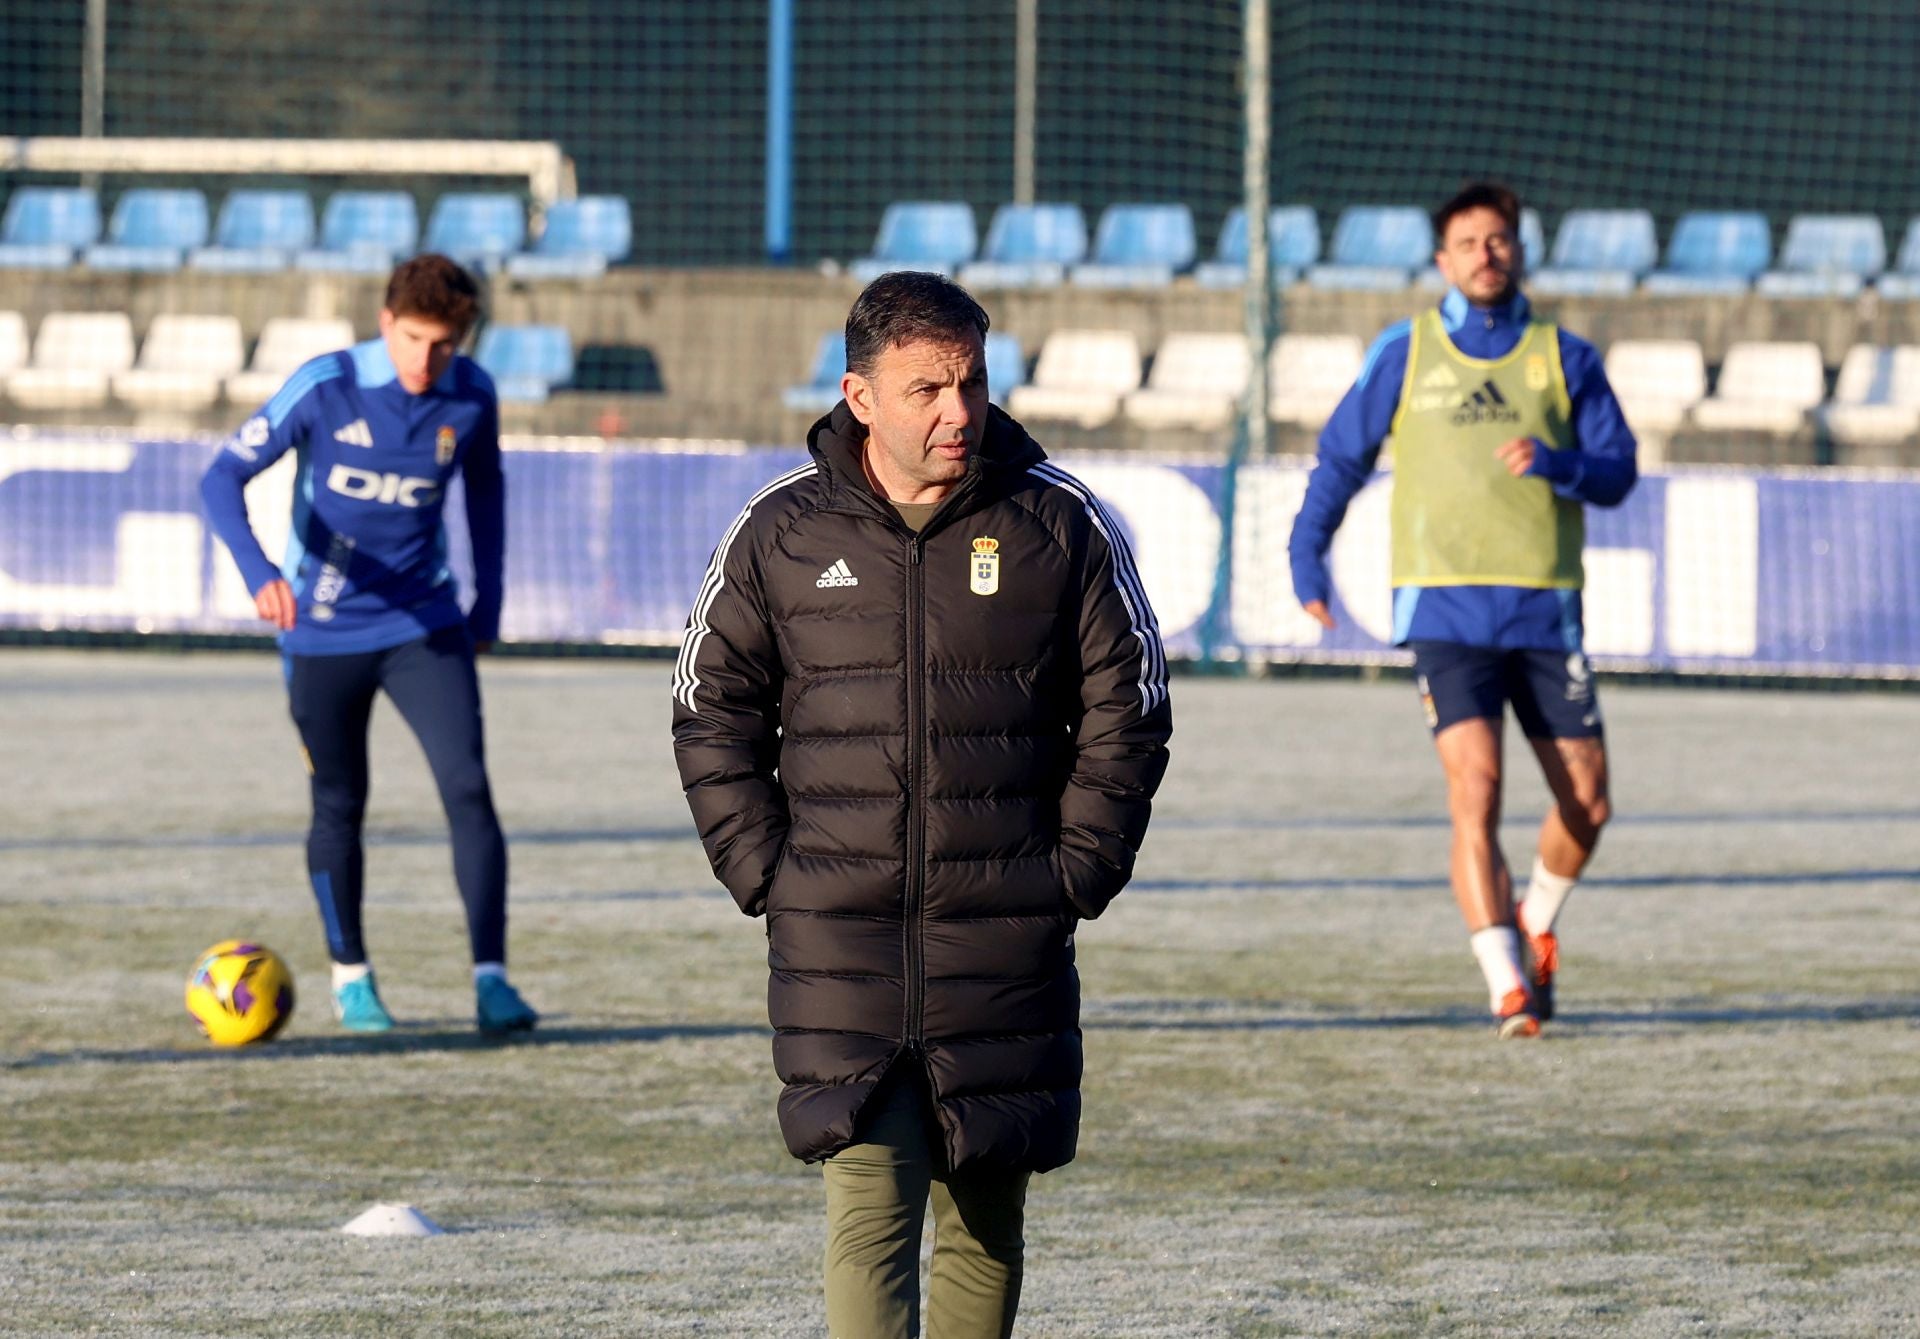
[331, 961, 372, 991]
[473, 962, 507, 985]
[1519, 858, 1578, 938]
[1469, 927, 1528, 1010]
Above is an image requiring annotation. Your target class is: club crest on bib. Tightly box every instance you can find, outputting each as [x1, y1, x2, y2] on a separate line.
[436, 425, 457, 465]
[970, 536, 1000, 596]
[1525, 354, 1549, 392]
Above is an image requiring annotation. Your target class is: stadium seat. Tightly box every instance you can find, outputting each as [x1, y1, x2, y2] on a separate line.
[1819, 345, 1920, 448]
[849, 202, 978, 283]
[569, 344, 664, 394]
[424, 193, 527, 269]
[782, 332, 846, 414]
[1527, 209, 1658, 296]
[1418, 208, 1544, 290]
[84, 189, 210, 272]
[113, 314, 247, 411]
[958, 204, 1088, 287]
[226, 317, 358, 405]
[1642, 212, 1771, 294]
[1755, 215, 1885, 297]
[1266, 334, 1365, 428]
[0, 186, 101, 268]
[506, 196, 634, 279]
[475, 323, 574, 403]
[4, 312, 137, 410]
[1690, 341, 1825, 433]
[189, 190, 316, 272]
[0, 311, 28, 380]
[1307, 206, 1433, 290]
[297, 191, 420, 273]
[1121, 332, 1251, 430]
[985, 331, 1025, 406]
[1005, 329, 1142, 428]
[1071, 204, 1197, 287]
[1603, 339, 1708, 435]
[1193, 206, 1321, 287]
[1873, 219, 1920, 298]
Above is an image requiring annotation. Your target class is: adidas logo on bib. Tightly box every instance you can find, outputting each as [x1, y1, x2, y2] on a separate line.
[815, 558, 859, 588]
[333, 419, 373, 447]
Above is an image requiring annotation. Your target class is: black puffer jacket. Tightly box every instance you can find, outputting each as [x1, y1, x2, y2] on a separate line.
[671, 403, 1172, 1173]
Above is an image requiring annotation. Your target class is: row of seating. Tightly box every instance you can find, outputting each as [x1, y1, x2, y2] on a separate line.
[850, 201, 1920, 296]
[0, 187, 632, 277]
[784, 326, 1920, 445]
[0, 312, 588, 410]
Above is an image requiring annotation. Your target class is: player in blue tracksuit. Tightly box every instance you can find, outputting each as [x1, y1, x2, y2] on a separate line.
[201, 254, 537, 1036]
[1288, 182, 1637, 1035]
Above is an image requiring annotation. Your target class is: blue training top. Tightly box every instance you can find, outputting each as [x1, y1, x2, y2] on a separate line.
[201, 338, 506, 656]
[1287, 288, 1639, 652]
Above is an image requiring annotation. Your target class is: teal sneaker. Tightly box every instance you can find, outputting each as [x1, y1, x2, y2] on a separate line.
[333, 974, 395, 1033]
[476, 977, 538, 1035]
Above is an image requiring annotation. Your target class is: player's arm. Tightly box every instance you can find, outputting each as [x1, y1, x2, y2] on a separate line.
[462, 400, 506, 652]
[1500, 333, 1639, 506]
[1286, 326, 1408, 627]
[200, 391, 308, 630]
[1055, 513, 1174, 922]
[670, 528, 789, 917]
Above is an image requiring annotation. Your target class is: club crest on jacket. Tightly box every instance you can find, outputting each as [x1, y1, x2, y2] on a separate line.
[970, 536, 1000, 596]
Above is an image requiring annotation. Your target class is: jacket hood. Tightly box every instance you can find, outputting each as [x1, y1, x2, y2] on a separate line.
[804, 400, 1047, 507]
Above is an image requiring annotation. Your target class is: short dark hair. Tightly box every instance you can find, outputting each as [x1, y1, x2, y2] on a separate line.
[845, 271, 990, 378]
[1432, 182, 1521, 244]
[385, 253, 482, 332]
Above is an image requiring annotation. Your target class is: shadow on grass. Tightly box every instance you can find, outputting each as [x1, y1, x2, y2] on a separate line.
[3, 1020, 771, 1070]
[1085, 997, 1920, 1033]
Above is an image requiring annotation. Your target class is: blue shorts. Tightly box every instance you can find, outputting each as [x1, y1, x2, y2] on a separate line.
[1409, 641, 1604, 739]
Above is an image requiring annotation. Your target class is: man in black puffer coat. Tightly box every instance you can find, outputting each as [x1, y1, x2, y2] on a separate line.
[672, 272, 1172, 1337]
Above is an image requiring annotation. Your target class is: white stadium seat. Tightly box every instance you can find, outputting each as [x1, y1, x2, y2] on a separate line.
[1122, 332, 1251, 430]
[5, 312, 136, 410]
[1266, 333, 1364, 428]
[1690, 341, 1825, 434]
[1005, 329, 1142, 428]
[114, 314, 247, 411]
[1819, 344, 1920, 447]
[1603, 338, 1708, 434]
[0, 311, 28, 379]
[226, 317, 357, 405]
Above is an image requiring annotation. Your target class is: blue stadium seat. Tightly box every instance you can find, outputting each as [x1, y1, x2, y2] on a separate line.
[1642, 211, 1771, 294]
[297, 191, 420, 273]
[849, 202, 978, 283]
[1874, 219, 1920, 299]
[958, 204, 1088, 287]
[782, 332, 846, 414]
[1193, 206, 1321, 287]
[85, 189, 210, 272]
[1529, 209, 1659, 296]
[1419, 207, 1544, 290]
[1756, 215, 1885, 297]
[1307, 206, 1432, 290]
[985, 331, 1025, 405]
[1071, 204, 1197, 287]
[190, 191, 316, 273]
[0, 186, 102, 268]
[425, 193, 527, 269]
[506, 196, 633, 279]
[475, 323, 575, 403]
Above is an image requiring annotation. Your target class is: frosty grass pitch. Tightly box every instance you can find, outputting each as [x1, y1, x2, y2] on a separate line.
[2, 650, 1916, 1336]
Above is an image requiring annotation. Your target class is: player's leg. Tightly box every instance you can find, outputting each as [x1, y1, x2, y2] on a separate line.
[285, 648, 393, 1031]
[1509, 649, 1611, 1020]
[1415, 642, 1536, 1036]
[822, 1072, 935, 1339]
[377, 625, 532, 1032]
[927, 1165, 1028, 1338]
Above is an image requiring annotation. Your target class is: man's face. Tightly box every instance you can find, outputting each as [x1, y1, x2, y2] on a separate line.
[1435, 205, 1520, 305]
[379, 309, 464, 394]
[842, 333, 988, 502]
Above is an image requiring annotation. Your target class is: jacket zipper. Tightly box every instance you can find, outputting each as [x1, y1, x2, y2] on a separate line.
[904, 534, 926, 1053]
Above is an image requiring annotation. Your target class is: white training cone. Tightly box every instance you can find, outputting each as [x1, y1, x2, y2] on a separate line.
[341, 1202, 444, 1237]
